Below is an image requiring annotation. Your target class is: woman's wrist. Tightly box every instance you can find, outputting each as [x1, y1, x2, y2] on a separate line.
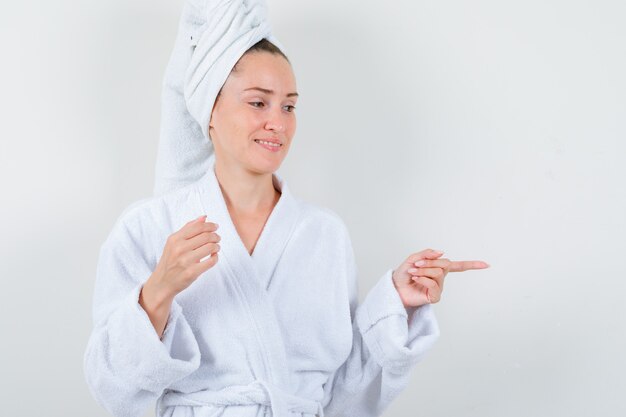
[140, 274, 175, 310]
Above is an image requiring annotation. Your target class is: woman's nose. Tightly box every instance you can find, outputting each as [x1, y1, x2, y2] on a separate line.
[265, 120, 284, 133]
[265, 109, 286, 133]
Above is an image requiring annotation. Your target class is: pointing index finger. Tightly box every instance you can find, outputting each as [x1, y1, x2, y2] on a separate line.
[449, 260, 490, 272]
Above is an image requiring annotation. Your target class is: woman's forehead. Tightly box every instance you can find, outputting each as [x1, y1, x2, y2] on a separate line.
[227, 54, 296, 94]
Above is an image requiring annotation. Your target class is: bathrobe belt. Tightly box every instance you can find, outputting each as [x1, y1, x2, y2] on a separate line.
[157, 379, 325, 417]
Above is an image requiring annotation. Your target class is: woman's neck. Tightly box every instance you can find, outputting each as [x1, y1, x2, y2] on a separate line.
[214, 157, 280, 215]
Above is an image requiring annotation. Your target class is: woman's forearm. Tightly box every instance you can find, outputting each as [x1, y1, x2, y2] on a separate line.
[138, 276, 175, 339]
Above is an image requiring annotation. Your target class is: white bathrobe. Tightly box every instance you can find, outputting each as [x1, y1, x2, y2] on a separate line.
[83, 154, 439, 417]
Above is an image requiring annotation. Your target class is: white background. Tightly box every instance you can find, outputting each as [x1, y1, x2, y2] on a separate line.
[1, 0, 624, 416]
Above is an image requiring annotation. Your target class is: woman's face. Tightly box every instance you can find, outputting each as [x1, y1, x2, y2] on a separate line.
[208, 51, 298, 175]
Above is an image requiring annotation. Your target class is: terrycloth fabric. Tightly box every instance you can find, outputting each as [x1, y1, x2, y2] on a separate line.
[84, 153, 439, 417]
[154, 0, 285, 196]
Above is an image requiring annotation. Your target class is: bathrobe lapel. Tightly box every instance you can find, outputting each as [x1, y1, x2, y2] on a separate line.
[251, 172, 302, 291]
[195, 155, 302, 290]
[193, 154, 303, 402]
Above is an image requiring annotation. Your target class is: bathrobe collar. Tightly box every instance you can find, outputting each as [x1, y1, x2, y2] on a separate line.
[194, 153, 303, 291]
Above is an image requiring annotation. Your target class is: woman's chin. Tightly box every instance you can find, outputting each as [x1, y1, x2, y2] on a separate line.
[250, 152, 286, 173]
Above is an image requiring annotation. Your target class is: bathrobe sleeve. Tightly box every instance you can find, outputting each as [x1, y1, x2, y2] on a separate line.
[321, 229, 440, 417]
[83, 211, 201, 417]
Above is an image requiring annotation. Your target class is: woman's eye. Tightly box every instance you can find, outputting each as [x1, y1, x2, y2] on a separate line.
[249, 102, 295, 112]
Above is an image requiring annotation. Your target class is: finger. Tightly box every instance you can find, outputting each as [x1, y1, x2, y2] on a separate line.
[183, 231, 221, 251]
[190, 252, 219, 275]
[408, 267, 445, 287]
[448, 260, 490, 272]
[405, 249, 444, 265]
[412, 276, 441, 302]
[411, 258, 451, 270]
[183, 214, 207, 228]
[187, 215, 206, 224]
[179, 218, 219, 240]
[189, 242, 220, 263]
[407, 267, 442, 278]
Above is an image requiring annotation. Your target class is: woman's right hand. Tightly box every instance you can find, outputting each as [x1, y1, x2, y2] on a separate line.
[150, 214, 221, 298]
[140, 215, 220, 338]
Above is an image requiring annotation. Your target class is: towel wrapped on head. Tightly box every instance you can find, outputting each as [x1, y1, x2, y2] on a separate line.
[154, 0, 285, 196]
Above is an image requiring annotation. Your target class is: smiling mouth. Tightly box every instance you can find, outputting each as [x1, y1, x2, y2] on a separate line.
[254, 139, 282, 147]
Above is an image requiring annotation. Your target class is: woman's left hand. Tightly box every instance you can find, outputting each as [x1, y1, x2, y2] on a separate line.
[392, 248, 490, 308]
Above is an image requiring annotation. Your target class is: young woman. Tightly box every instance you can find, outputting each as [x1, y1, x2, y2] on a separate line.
[84, 3, 489, 417]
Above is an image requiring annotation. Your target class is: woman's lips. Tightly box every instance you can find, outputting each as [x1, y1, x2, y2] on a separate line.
[254, 139, 282, 152]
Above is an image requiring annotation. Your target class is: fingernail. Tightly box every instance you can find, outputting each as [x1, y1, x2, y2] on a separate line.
[433, 249, 444, 253]
[408, 268, 419, 273]
[414, 260, 425, 266]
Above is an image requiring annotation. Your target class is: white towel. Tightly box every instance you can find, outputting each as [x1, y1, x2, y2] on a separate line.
[154, 0, 285, 196]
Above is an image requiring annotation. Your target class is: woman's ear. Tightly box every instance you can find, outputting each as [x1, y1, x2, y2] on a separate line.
[209, 94, 220, 129]
[208, 109, 216, 136]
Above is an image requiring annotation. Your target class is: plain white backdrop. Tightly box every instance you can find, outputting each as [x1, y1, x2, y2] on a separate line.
[1, 0, 624, 416]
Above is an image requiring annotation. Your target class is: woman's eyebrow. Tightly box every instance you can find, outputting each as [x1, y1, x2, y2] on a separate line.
[243, 86, 298, 97]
